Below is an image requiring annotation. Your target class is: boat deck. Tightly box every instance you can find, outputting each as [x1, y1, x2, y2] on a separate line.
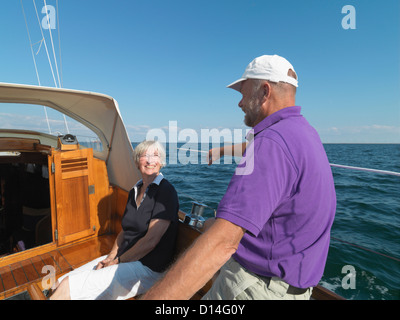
[0, 224, 343, 300]
[0, 220, 208, 300]
[0, 234, 115, 299]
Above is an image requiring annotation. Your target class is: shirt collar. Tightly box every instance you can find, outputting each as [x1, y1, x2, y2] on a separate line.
[134, 172, 164, 188]
[251, 106, 301, 137]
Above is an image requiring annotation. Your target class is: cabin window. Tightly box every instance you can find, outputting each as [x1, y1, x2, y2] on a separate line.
[0, 103, 103, 152]
[0, 152, 21, 157]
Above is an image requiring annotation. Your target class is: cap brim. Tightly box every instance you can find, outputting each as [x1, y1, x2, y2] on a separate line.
[226, 78, 246, 92]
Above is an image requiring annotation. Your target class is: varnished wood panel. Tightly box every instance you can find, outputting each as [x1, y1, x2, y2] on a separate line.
[92, 158, 113, 235]
[58, 236, 114, 269]
[9, 263, 28, 287]
[0, 266, 16, 292]
[53, 148, 96, 245]
[29, 256, 46, 279]
[0, 272, 4, 293]
[61, 176, 91, 235]
[111, 186, 129, 234]
[0, 137, 40, 151]
[19, 259, 40, 282]
[46, 251, 71, 272]
[0, 235, 115, 299]
[175, 220, 202, 256]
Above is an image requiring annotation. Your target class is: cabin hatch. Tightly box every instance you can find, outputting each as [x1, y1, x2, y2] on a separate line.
[0, 160, 52, 257]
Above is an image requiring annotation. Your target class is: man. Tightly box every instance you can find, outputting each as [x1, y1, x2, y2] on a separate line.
[142, 54, 336, 300]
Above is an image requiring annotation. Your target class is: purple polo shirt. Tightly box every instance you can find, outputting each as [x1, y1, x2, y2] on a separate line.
[216, 106, 336, 288]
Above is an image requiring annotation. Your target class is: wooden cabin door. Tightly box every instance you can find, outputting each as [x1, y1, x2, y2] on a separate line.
[51, 148, 96, 245]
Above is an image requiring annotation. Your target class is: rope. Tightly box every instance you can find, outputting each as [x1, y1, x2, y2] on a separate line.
[177, 147, 400, 177]
[330, 163, 400, 177]
[331, 237, 400, 262]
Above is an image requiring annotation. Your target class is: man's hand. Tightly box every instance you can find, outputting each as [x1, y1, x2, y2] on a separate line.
[207, 147, 223, 165]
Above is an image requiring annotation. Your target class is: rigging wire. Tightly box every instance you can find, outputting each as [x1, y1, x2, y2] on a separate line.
[27, 0, 70, 134]
[20, 0, 51, 134]
[32, 0, 58, 88]
[33, 38, 44, 55]
[43, 0, 61, 88]
[42, 0, 69, 133]
[56, 0, 63, 88]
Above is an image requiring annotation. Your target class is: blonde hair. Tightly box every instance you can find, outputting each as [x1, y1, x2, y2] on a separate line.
[133, 140, 167, 168]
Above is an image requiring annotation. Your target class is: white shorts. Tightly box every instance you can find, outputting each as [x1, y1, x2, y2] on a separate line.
[57, 255, 163, 300]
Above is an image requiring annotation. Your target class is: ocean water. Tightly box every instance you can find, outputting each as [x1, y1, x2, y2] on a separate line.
[136, 143, 400, 300]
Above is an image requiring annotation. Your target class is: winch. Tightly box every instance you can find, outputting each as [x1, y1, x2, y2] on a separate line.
[184, 201, 207, 229]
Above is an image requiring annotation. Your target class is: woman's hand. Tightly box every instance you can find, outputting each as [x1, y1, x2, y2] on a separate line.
[95, 256, 119, 270]
[95, 231, 124, 270]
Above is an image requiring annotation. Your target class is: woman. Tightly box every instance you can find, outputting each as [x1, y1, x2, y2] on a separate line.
[50, 140, 179, 300]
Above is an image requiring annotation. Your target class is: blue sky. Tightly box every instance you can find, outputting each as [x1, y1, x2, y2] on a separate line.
[1, 0, 399, 143]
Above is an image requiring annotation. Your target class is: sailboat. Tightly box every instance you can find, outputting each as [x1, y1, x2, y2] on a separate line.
[0, 1, 345, 300]
[0, 82, 344, 300]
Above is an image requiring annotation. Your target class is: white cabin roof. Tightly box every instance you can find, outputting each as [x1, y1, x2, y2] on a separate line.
[0, 82, 140, 191]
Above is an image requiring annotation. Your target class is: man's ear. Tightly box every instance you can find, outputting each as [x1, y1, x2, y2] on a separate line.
[262, 81, 272, 100]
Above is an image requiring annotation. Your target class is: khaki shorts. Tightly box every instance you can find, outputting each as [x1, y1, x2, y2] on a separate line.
[202, 258, 312, 300]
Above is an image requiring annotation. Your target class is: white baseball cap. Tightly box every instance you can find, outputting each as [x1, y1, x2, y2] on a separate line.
[227, 54, 298, 92]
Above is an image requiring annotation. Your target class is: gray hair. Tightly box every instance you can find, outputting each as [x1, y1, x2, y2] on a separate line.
[250, 70, 297, 97]
[133, 140, 167, 168]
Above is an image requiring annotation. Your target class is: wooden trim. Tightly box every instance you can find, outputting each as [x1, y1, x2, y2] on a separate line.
[27, 282, 46, 300]
[311, 284, 345, 300]
[0, 243, 57, 267]
[0, 137, 51, 153]
[0, 137, 40, 151]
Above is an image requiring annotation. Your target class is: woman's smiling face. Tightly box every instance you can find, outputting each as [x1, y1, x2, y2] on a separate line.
[138, 147, 161, 177]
